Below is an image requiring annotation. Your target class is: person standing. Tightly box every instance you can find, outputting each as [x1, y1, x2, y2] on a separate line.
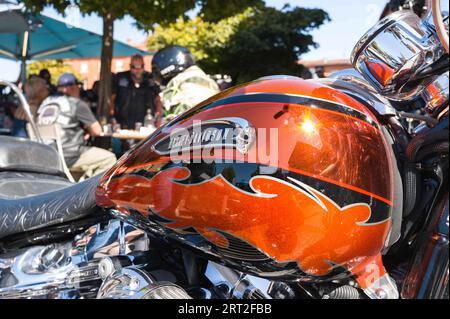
[314, 65, 325, 78]
[37, 73, 116, 179]
[112, 54, 161, 129]
[151, 45, 219, 122]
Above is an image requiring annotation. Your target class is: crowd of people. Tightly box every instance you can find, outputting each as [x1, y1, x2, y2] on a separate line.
[0, 45, 222, 179]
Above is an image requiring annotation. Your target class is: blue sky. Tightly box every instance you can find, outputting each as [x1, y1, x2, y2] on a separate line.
[1, 0, 388, 81]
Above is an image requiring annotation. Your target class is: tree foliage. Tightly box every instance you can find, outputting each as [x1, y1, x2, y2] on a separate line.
[147, 5, 330, 84]
[21, 0, 264, 116]
[21, 0, 263, 30]
[27, 59, 80, 84]
[148, 8, 253, 63]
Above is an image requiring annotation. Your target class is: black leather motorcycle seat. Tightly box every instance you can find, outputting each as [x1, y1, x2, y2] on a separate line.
[0, 174, 101, 239]
[0, 136, 65, 176]
[0, 172, 72, 200]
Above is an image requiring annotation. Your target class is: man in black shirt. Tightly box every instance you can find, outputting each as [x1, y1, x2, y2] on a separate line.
[112, 54, 161, 129]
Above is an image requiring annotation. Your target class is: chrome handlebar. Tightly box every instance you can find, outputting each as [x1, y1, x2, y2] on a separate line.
[430, 0, 449, 54]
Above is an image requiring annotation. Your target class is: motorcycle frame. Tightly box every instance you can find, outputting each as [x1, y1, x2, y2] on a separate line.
[396, 123, 449, 299]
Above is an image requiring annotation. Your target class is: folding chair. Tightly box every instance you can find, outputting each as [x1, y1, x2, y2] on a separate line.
[26, 123, 76, 183]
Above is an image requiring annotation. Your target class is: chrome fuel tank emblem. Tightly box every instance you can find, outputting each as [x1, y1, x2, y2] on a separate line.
[152, 117, 256, 156]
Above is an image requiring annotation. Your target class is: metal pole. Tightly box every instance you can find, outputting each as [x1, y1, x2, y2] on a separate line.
[19, 31, 29, 84]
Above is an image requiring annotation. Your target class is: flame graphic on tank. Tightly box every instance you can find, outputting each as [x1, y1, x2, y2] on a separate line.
[97, 167, 390, 276]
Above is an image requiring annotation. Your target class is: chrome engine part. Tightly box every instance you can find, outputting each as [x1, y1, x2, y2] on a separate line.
[0, 218, 399, 300]
[97, 266, 191, 299]
[0, 216, 281, 299]
[0, 217, 398, 299]
[0, 219, 149, 299]
[322, 285, 361, 299]
[205, 261, 274, 299]
[422, 71, 449, 116]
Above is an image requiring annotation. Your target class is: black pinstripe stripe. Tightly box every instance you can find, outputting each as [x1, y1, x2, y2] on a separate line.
[167, 93, 378, 128]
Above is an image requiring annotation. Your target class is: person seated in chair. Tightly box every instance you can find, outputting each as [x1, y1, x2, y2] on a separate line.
[13, 75, 49, 138]
[37, 73, 116, 179]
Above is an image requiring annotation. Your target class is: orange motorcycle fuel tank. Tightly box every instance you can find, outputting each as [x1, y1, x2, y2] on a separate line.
[96, 76, 396, 288]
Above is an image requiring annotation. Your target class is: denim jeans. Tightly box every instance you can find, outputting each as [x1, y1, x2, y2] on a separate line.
[12, 119, 28, 138]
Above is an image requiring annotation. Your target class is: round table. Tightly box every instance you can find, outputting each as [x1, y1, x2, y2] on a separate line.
[91, 129, 154, 155]
[111, 130, 152, 140]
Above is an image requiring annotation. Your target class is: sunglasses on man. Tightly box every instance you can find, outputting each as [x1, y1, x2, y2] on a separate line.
[131, 64, 144, 70]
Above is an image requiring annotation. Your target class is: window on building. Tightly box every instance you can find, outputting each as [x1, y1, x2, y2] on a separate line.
[80, 62, 88, 75]
[116, 60, 124, 72]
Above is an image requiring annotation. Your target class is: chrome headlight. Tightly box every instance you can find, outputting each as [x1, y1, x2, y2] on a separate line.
[351, 10, 445, 101]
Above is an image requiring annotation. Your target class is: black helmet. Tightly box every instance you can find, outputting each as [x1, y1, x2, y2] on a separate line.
[151, 45, 195, 85]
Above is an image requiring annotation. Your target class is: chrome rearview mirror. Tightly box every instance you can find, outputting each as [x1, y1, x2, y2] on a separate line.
[351, 10, 445, 101]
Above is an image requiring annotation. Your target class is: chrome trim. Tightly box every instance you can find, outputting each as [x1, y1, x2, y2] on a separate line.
[205, 261, 272, 299]
[97, 267, 155, 299]
[151, 117, 256, 156]
[362, 273, 399, 299]
[325, 69, 397, 116]
[0, 220, 148, 299]
[97, 266, 190, 299]
[422, 72, 449, 116]
[0, 244, 75, 298]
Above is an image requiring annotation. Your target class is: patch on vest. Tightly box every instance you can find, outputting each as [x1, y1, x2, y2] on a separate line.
[119, 77, 129, 87]
[38, 103, 60, 125]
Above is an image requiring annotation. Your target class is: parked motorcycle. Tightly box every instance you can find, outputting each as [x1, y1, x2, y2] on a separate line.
[0, 0, 448, 299]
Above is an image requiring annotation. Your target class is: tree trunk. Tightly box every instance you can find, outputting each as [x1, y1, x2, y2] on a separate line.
[97, 12, 114, 120]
